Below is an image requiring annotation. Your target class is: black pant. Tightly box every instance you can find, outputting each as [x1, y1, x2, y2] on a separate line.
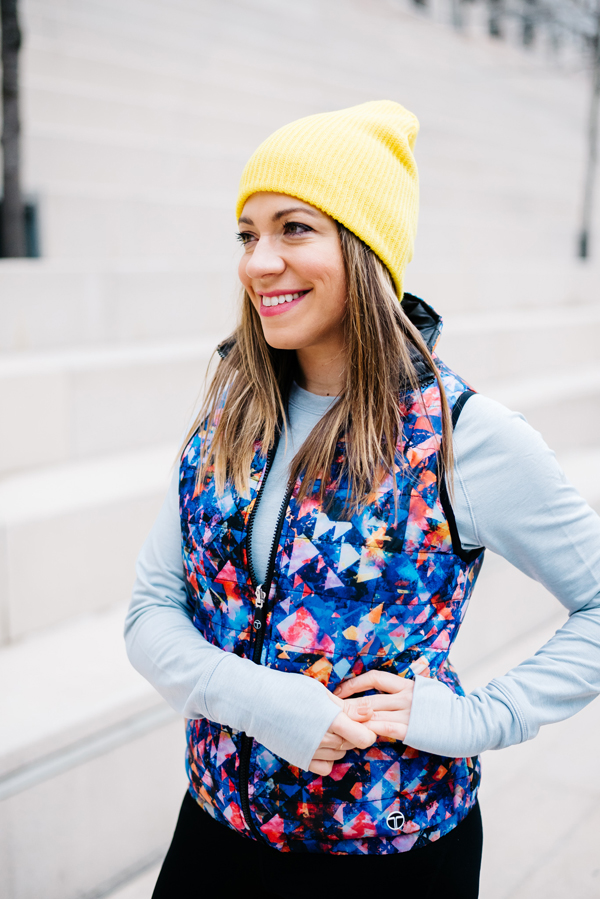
[152, 791, 483, 899]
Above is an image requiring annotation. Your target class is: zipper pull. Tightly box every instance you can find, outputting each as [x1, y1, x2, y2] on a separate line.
[255, 584, 266, 609]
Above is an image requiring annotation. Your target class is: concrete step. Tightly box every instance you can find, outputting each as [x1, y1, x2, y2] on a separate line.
[27, 127, 244, 204]
[0, 338, 215, 476]
[103, 863, 162, 899]
[37, 192, 237, 261]
[2, 303, 599, 476]
[405, 263, 600, 317]
[439, 303, 600, 386]
[0, 603, 186, 899]
[21, 0, 585, 108]
[0, 259, 238, 353]
[0, 444, 175, 643]
[475, 367, 600, 453]
[25, 78, 273, 163]
[440, 304, 600, 457]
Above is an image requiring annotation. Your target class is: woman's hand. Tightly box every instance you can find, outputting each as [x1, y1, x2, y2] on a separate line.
[308, 692, 377, 776]
[333, 670, 414, 742]
[308, 671, 414, 775]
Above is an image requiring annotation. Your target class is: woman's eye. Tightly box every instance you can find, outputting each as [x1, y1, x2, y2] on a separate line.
[283, 221, 313, 236]
[235, 231, 256, 245]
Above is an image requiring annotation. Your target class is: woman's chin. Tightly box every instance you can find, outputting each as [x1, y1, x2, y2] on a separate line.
[262, 328, 306, 352]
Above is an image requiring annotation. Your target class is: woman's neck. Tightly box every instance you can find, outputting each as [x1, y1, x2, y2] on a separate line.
[295, 344, 345, 397]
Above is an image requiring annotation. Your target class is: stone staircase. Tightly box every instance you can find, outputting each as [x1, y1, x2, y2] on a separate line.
[1, 1, 599, 897]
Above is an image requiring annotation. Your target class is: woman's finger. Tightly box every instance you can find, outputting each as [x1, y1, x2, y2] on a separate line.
[344, 698, 373, 721]
[344, 691, 412, 717]
[311, 748, 347, 761]
[360, 718, 409, 742]
[317, 733, 356, 751]
[330, 711, 377, 749]
[334, 670, 412, 698]
[318, 732, 346, 750]
[316, 729, 364, 752]
[308, 758, 334, 776]
[370, 709, 411, 725]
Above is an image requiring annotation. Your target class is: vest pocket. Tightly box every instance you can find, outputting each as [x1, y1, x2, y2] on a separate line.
[399, 766, 479, 838]
[186, 718, 250, 835]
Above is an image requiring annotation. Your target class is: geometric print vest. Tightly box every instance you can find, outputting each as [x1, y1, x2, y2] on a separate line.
[179, 349, 484, 855]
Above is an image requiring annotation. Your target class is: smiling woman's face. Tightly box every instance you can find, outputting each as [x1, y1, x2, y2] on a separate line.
[237, 192, 347, 353]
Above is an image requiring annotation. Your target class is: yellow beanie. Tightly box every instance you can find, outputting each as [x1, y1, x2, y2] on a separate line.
[236, 99, 419, 299]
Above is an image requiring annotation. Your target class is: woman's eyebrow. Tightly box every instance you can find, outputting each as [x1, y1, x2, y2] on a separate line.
[238, 206, 319, 226]
[272, 206, 319, 221]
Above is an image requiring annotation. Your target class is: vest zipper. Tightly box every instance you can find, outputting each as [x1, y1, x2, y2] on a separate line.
[239, 435, 295, 838]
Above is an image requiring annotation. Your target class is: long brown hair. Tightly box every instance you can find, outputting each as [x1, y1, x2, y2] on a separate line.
[185, 224, 453, 515]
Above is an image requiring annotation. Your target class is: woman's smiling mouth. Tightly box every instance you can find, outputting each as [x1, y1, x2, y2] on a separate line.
[259, 289, 311, 315]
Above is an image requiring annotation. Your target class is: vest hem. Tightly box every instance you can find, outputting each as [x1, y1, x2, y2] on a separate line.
[188, 785, 480, 855]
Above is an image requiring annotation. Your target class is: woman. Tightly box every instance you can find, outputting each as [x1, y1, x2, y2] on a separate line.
[125, 101, 600, 898]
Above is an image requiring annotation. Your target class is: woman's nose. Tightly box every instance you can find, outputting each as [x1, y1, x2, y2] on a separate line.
[244, 237, 285, 279]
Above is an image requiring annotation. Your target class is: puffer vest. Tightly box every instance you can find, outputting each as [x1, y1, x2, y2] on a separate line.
[179, 297, 484, 855]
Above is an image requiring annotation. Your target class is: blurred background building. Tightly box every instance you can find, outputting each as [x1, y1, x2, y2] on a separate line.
[1, 1, 599, 897]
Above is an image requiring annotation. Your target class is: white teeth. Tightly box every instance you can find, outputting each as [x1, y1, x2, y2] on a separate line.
[262, 292, 305, 307]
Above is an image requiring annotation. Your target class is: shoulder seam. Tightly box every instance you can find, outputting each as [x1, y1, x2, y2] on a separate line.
[451, 389, 476, 428]
[440, 389, 483, 563]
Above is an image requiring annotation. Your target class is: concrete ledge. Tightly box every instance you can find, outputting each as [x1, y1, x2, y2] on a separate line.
[0, 258, 237, 352]
[439, 303, 600, 384]
[2, 303, 600, 476]
[0, 713, 185, 899]
[473, 368, 600, 452]
[0, 704, 178, 802]
[0, 338, 215, 474]
[0, 598, 186, 899]
[0, 601, 168, 777]
[0, 445, 175, 642]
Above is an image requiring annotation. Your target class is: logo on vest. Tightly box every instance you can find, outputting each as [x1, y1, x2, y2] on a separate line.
[386, 811, 405, 831]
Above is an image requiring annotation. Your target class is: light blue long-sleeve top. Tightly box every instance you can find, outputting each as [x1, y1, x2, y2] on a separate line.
[124, 383, 600, 771]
